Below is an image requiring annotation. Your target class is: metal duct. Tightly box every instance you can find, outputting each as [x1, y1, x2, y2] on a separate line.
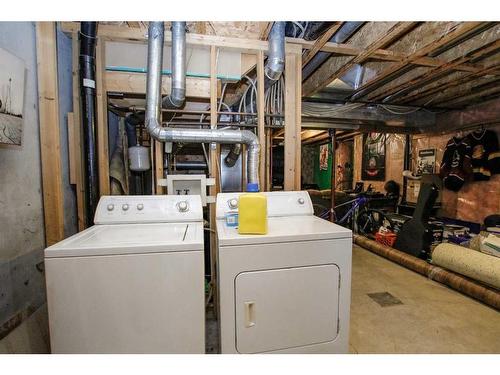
[79, 21, 99, 226]
[302, 22, 365, 83]
[145, 22, 261, 188]
[265, 22, 286, 81]
[162, 21, 186, 109]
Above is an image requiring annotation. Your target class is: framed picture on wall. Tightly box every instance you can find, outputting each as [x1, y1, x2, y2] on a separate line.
[319, 144, 329, 171]
[361, 132, 386, 181]
[417, 148, 436, 175]
[0, 46, 25, 146]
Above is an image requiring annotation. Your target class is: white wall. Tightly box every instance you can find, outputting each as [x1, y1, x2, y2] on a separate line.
[0, 22, 77, 347]
[0, 21, 46, 340]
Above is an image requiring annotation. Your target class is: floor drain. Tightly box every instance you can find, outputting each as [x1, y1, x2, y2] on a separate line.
[367, 292, 403, 307]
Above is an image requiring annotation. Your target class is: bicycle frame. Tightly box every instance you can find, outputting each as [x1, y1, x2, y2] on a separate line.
[319, 196, 368, 232]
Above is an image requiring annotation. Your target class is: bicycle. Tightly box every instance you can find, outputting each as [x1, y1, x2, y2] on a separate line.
[317, 195, 395, 236]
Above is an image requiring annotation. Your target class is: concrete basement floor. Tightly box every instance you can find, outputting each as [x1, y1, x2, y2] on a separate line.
[350, 245, 500, 354]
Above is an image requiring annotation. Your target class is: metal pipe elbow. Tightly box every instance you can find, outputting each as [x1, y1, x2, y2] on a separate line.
[265, 22, 286, 81]
[145, 117, 164, 141]
[162, 87, 186, 108]
[162, 21, 186, 109]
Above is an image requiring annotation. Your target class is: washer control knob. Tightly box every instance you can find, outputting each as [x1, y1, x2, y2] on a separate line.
[137, 203, 144, 211]
[177, 201, 189, 212]
[122, 204, 129, 211]
[228, 198, 238, 209]
[298, 197, 305, 205]
[107, 204, 115, 211]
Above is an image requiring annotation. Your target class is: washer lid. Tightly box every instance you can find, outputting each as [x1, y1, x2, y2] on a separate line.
[45, 223, 203, 258]
[216, 215, 352, 247]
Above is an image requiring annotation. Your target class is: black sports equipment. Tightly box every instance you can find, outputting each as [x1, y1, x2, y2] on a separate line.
[394, 183, 439, 259]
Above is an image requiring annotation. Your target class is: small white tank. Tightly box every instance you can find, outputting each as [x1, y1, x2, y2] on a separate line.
[128, 145, 150, 172]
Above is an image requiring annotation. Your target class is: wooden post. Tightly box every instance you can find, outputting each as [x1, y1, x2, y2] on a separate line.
[95, 39, 110, 195]
[284, 49, 302, 191]
[330, 130, 336, 223]
[36, 22, 65, 245]
[209, 45, 219, 311]
[155, 141, 164, 194]
[294, 53, 302, 190]
[71, 31, 86, 231]
[256, 50, 266, 190]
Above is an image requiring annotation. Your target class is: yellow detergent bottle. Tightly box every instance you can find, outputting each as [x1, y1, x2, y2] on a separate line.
[238, 183, 268, 235]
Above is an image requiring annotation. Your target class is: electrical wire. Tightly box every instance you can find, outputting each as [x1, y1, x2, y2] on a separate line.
[379, 104, 421, 115]
[291, 22, 306, 38]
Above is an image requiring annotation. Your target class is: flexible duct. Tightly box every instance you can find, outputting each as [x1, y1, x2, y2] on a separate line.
[162, 22, 186, 108]
[145, 22, 260, 188]
[354, 235, 500, 311]
[265, 22, 286, 81]
[79, 22, 99, 226]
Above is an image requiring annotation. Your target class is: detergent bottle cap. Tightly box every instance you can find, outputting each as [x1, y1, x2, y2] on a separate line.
[246, 182, 259, 192]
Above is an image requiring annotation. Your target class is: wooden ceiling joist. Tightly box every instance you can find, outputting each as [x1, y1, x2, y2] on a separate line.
[348, 22, 493, 101]
[260, 22, 274, 40]
[399, 63, 500, 105]
[292, 39, 482, 73]
[302, 131, 330, 145]
[301, 22, 343, 67]
[303, 22, 419, 97]
[433, 78, 500, 107]
[61, 22, 270, 52]
[368, 39, 500, 103]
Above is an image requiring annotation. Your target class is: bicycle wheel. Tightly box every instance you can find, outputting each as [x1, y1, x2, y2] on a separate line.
[356, 209, 395, 236]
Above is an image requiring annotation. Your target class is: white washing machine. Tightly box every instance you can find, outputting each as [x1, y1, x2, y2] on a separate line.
[216, 191, 352, 354]
[44, 195, 205, 353]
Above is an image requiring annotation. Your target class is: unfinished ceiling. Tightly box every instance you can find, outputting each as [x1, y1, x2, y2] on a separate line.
[300, 21, 500, 111]
[78, 21, 500, 145]
[97, 21, 500, 112]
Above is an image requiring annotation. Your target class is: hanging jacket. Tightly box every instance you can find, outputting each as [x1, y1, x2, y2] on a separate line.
[439, 137, 472, 192]
[466, 129, 500, 180]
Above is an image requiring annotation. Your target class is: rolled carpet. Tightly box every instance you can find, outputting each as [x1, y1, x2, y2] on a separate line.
[354, 235, 500, 310]
[432, 243, 500, 290]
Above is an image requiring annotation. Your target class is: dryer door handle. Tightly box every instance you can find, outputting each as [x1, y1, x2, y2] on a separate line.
[244, 301, 256, 328]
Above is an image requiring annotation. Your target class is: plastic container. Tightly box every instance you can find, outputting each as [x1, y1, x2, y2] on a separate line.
[129, 145, 151, 172]
[225, 211, 239, 227]
[375, 231, 397, 247]
[237, 183, 267, 235]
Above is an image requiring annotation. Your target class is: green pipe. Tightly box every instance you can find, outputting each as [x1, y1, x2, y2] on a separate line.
[106, 65, 241, 81]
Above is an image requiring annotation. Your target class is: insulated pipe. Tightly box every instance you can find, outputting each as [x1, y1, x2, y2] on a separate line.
[265, 22, 286, 81]
[354, 235, 500, 311]
[174, 160, 208, 170]
[145, 22, 261, 187]
[125, 113, 139, 146]
[79, 22, 99, 226]
[162, 22, 186, 109]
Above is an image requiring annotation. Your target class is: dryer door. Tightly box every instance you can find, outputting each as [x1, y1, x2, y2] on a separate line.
[234, 264, 340, 353]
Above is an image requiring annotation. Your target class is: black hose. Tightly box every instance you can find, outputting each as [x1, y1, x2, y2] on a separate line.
[79, 22, 99, 226]
[224, 143, 242, 167]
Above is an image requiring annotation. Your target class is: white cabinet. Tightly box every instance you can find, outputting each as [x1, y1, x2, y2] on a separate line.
[234, 265, 340, 353]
